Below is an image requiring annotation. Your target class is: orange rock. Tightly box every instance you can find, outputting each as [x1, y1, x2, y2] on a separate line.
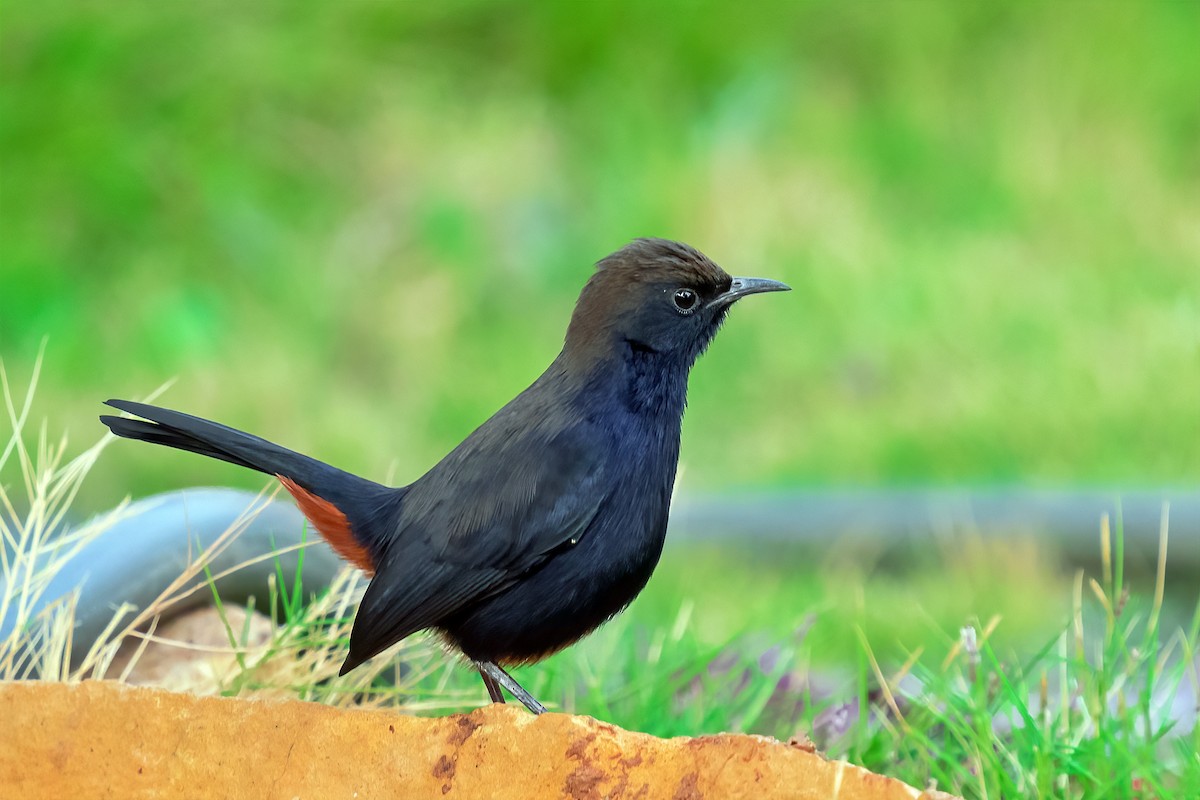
[0, 681, 953, 799]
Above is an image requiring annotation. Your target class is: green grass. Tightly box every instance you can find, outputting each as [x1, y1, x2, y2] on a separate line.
[4, 393, 1196, 797]
[3, 2, 1198, 510]
[322, 516, 1198, 798]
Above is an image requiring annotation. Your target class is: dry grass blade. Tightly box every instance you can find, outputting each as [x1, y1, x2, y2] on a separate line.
[0, 358, 130, 681]
[1, 363, 459, 711]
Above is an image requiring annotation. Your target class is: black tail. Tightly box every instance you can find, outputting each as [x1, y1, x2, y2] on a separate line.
[100, 399, 400, 572]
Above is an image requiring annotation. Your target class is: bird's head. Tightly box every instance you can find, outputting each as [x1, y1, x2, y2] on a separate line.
[563, 238, 789, 368]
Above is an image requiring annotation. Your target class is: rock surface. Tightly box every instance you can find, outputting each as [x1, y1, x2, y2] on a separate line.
[0, 681, 950, 799]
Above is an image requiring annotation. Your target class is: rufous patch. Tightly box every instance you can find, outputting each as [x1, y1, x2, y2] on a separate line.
[277, 475, 375, 575]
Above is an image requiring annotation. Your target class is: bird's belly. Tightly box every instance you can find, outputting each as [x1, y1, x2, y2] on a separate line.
[439, 496, 670, 664]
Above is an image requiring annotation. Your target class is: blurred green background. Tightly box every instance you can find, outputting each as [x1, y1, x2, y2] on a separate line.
[2, 1, 1198, 510]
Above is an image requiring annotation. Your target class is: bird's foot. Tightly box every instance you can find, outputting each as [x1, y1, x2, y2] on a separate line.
[477, 660, 546, 715]
[479, 667, 505, 704]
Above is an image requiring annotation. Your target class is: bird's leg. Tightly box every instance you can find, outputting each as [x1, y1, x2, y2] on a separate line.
[479, 667, 505, 704]
[477, 661, 547, 715]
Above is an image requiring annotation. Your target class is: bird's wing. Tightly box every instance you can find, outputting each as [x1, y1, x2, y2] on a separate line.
[342, 416, 609, 669]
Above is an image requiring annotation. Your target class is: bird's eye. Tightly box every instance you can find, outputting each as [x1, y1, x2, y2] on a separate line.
[672, 288, 699, 314]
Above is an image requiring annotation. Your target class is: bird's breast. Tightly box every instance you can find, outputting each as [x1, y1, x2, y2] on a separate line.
[439, 409, 681, 664]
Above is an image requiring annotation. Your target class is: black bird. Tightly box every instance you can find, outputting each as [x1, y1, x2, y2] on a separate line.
[100, 238, 788, 713]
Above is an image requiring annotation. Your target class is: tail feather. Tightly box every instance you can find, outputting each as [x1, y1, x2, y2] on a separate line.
[101, 416, 262, 471]
[100, 399, 400, 572]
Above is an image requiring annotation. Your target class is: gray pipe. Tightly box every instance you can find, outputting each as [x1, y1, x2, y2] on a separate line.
[1, 487, 341, 671]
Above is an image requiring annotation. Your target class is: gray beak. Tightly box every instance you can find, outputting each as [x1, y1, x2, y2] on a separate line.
[713, 276, 791, 308]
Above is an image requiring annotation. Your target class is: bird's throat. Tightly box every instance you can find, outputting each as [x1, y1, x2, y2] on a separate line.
[621, 341, 690, 420]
